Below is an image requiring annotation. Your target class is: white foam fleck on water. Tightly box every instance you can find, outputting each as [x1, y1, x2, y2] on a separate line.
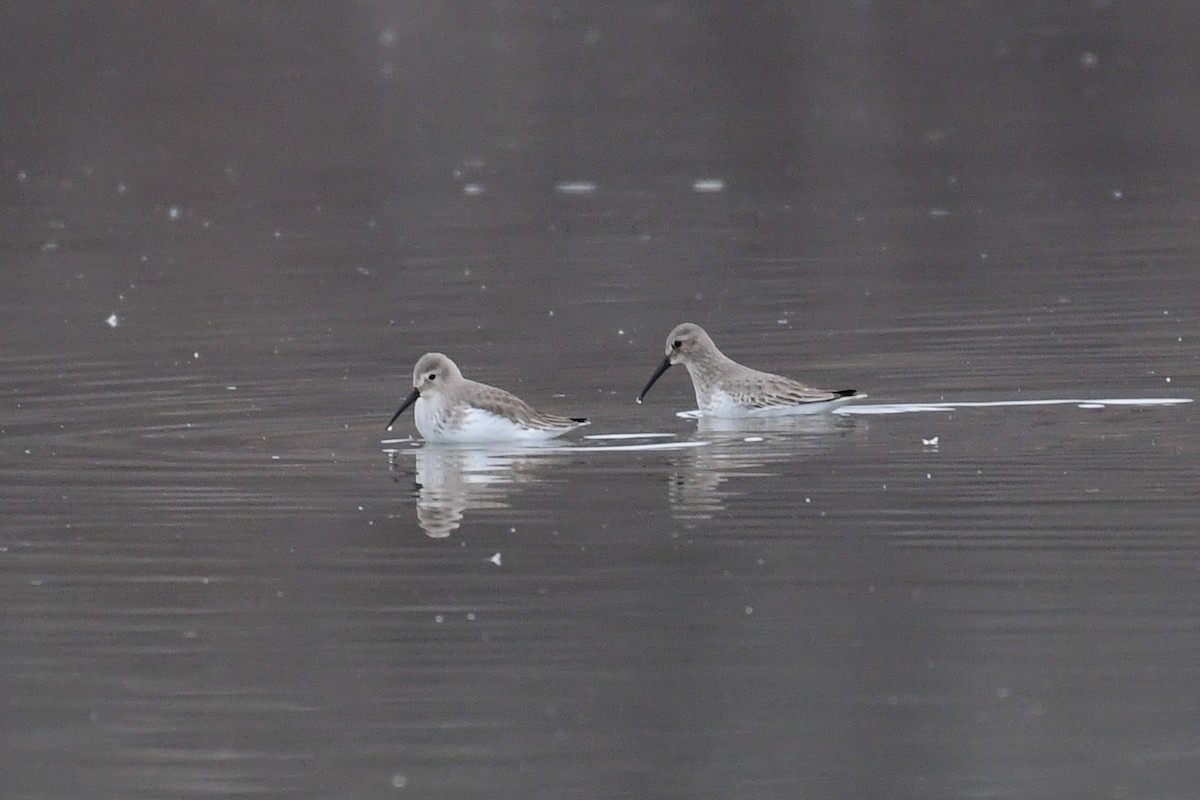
[692, 178, 725, 192]
[105, 314, 120, 328]
[922, 436, 939, 446]
[554, 181, 597, 194]
[743, 436, 764, 443]
[489, 552, 502, 566]
[462, 183, 484, 196]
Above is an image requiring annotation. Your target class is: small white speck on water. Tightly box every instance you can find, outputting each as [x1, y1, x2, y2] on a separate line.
[434, 614, 444, 624]
[462, 183, 484, 196]
[743, 436, 764, 443]
[271, 455, 280, 460]
[357, 505, 364, 512]
[17, 170, 27, 181]
[922, 436, 939, 446]
[273, 229, 282, 240]
[554, 180, 597, 194]
[41, 241, 58, 252]
[29, 579, 44, 587]
[466, 613, 476, 621]
[1165, 377, 1172, 383]
[489, 552, 502, 566]
[617, 329, 625, 336]
[105, 314, 120, 328]
[193, 352, 200, 359]
[378, 28, 397, 45]
[548, 310, 555, 316]
[744, 605, 753, 615]
[692, 178, 725, 193]
[225, 385, 237, 391]
[116, 182, 128, 194]
[1110, 188, 1123, 200]
[805, 497, 811, 504]
[24, 449, 31, 455]
[1080, 51, 1099, 69]
[168, 205, 181, 220]
[926, 473, 932, 479]
[390, 772, 407, 789]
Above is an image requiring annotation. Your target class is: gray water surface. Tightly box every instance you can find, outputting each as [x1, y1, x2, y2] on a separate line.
[3, 3, 1200, 799]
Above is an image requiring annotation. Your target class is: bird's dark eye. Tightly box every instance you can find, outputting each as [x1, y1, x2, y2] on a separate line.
[427, 373, 437, 381]
[672, 339, 682, 349]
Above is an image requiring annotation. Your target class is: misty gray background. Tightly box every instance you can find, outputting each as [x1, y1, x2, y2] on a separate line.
[2, 3, 1198, 799]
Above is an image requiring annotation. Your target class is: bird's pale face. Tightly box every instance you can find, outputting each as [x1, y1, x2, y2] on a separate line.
[411, 353, 459, 394]
[664, 323, 711, 365]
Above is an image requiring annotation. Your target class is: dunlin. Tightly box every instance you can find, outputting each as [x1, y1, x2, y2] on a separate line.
[387, 353, 590, 443]
[636, 323, 862, 417]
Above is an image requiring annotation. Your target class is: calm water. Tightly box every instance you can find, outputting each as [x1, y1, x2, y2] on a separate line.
[3, 3, 1200, 798]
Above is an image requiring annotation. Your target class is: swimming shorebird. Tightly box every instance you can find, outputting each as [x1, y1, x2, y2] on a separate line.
[387, 353, 590, 443]
[636, 323, 862, 417]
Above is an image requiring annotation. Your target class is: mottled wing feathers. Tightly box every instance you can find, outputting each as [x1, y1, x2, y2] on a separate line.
[726, 370, 854, 409]
[461, 381, 588, 430]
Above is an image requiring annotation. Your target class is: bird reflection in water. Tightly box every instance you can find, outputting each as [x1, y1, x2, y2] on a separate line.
[392, 444, 561, 538]
[668, 414, 862, 522]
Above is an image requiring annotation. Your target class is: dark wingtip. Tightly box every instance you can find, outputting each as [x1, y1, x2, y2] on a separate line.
[570, 417, 589, 424]
[834, 389, 858, 398]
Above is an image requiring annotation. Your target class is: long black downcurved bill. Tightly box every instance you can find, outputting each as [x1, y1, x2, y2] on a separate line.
[635, 356, 673, 404]
[386, 388, 420, 429]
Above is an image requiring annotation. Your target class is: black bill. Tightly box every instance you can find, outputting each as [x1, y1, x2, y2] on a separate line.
[386, 387, 420, 429]
[635, 356, 673, 404]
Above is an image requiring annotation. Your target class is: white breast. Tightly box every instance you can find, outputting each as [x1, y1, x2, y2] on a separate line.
[416, 399, 564, 443]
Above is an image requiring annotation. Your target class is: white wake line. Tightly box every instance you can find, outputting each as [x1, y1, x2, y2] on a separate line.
[540, 441, 710, 453]
[584, 433, 677, 440]
[837, 397, 1193, 416]
[382, 439, 710, 454]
